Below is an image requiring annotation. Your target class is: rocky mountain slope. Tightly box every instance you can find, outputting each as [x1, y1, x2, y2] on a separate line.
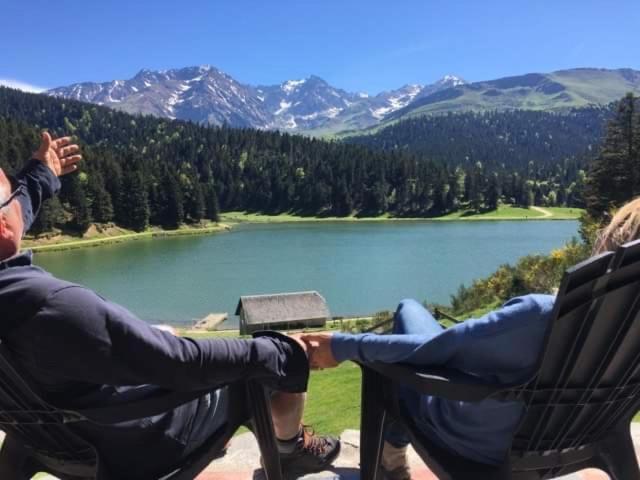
[48, 66, 464, 134]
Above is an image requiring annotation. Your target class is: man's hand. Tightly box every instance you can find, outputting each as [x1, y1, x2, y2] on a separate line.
[32, 132, 82, 177]
[288, 333, 309, 357]
[300, 332, 339, 369]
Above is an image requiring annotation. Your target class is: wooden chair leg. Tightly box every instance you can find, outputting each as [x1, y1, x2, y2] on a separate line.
[0, 435, 42, 480]
[360, 367, 388, 480]
[247, 381, 283, 480]
[596, 424, 640, 480]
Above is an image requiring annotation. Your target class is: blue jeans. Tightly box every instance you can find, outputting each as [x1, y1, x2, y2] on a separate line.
[384, 299, 443, 448]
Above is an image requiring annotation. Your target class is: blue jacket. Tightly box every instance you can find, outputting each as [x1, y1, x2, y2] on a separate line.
[332, 294, 555, 464]
[0, 161, 309, 478]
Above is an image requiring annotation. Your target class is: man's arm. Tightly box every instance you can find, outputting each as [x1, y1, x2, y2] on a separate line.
[16, 132, 81, 234]
[29, 285, 310, 393]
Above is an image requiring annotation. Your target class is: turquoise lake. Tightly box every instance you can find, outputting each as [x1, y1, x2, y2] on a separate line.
[34, 221, 579, 327]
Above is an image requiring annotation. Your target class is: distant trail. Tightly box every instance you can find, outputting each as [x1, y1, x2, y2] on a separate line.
[531, 206, 552, 218]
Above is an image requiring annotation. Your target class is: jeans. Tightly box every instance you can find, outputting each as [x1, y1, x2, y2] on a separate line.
[384, 299, 443, 448]
[182, 387, 229, 456]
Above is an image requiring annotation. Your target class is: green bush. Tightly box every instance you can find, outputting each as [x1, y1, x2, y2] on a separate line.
[449, 238, 590, 317]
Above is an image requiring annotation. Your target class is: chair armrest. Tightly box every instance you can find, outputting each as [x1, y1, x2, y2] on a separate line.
[359, 362, 506, 402]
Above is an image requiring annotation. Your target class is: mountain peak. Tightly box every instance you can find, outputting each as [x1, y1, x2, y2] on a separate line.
[282, 78, 307, 93]
[437, 74, 465, 86]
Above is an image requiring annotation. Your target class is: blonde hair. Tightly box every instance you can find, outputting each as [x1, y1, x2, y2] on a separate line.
[593, 198, 640, 255]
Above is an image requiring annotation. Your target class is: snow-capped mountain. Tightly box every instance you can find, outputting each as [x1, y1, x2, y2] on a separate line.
[256, 75, 363, 131]
[49, 66, 271, 128]
[48, 65, 465, 134]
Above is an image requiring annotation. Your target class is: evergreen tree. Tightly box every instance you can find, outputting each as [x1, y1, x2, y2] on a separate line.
[585, 93, 640, 218]
[120, 169, 150, 231]
[159, 171, 184, 229]
[64, 173, 92, 232]
[30, 197, 64, 235]
[204, 184, 220, 222]
[87, 171, 113, 223]
[485, 173, 500, 211]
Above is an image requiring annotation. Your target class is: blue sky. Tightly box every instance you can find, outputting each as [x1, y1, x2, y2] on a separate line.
[2, 0, 639, 94]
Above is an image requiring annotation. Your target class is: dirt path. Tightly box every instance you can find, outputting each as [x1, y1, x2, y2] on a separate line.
[530, 206, 553, 218]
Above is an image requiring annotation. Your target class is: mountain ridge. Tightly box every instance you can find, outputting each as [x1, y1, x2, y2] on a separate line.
[48, 66, 640, 135]
[47, 66, 464, 134]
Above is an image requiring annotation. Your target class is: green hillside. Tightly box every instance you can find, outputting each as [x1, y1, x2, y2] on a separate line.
[381, 68, 640, 126]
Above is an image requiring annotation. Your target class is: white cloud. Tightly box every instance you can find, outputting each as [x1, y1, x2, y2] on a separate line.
[0, 78, 47, 93]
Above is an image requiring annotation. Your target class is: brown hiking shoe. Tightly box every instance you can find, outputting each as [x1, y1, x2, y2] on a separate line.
[379, 441, 411, 480]
[278, 425, 341, 476]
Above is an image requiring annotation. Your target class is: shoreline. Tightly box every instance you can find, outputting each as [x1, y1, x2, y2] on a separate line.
[23, 205, 582, 253]
[24, 223, 232, 253]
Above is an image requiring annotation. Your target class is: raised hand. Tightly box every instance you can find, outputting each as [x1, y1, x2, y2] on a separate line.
[32, 132, 82, 177]
[300, 332, 339, 369]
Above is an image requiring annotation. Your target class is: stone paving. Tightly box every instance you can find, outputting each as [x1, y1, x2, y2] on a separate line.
[32, 425, 640, 479]
[196, 425, 640, 480]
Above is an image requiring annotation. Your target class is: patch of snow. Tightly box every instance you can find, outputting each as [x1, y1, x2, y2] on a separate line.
[300, 107, 343, 121]
[257, 95, 265, 102]
[144, 80, 151, 87]
[358, 92, 369, 98]
[406, 84, 423, 95]
[325, 107, 341, 118]
[284, 116, 298, 129]
[371, 106, 394, 119]
[106, 85, 122, 103]
[300, 112, 319, 121]
[275, 100, 292, 115]
[387, 96, 406, 109]
[166, 92, 181, 110]
[178, 83, 191, 92]
[130, 86, 138, 92]
[441, 75, 465, 86]
[282, 79, 306, 94]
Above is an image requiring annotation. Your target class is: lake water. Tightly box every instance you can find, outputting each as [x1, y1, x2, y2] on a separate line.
[34, 221, 578, 328]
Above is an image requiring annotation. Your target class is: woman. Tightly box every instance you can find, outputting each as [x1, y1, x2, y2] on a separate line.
[302, 199, 640, 480]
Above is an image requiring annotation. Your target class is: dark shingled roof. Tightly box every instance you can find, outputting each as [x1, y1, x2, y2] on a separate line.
[235, 291, 330, 325]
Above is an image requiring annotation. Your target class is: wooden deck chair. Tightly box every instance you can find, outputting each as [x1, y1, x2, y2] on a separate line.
[359, 239, 640, 479]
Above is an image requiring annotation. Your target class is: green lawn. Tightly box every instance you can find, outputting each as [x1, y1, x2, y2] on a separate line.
[435, 205, 582, 221]
[304, 362, 362, 435]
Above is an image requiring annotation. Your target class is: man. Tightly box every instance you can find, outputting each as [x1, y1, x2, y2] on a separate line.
[0, 132, 339, 478]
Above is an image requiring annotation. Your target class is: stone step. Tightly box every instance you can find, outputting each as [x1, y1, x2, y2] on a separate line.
[33, 424, 640, 479]
[199, 427, 640, 479]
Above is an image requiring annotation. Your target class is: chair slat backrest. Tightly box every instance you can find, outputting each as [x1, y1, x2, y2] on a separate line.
[511, 240, 640, 460]
[0, 343, 98, 470]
